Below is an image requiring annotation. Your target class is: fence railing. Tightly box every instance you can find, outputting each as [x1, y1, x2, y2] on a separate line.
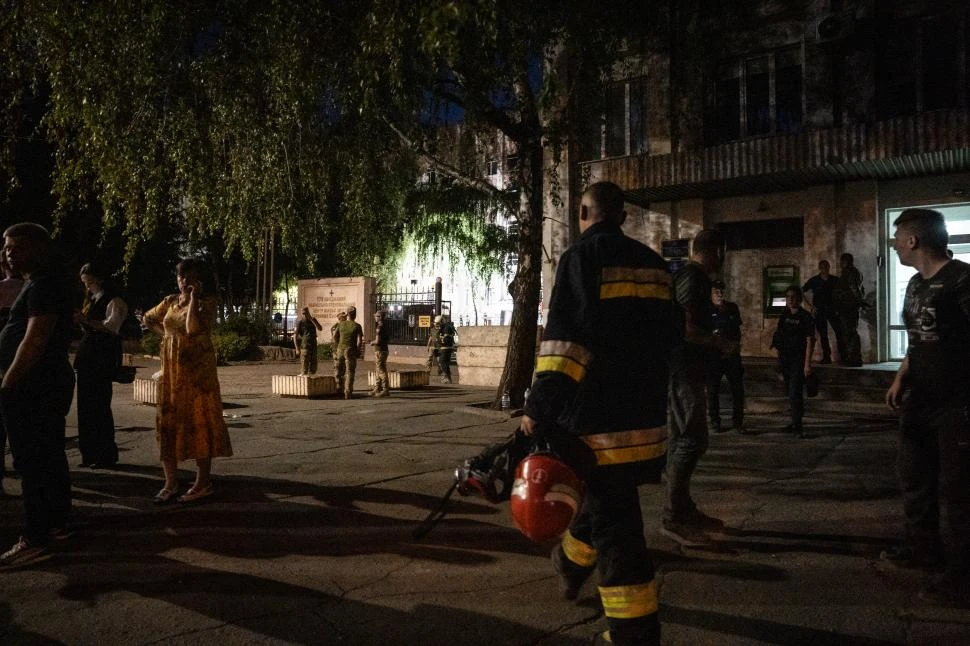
[374, 290, 451, 346]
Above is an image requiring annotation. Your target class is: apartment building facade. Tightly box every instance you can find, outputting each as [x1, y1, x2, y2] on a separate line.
[547, 0, 970, 361]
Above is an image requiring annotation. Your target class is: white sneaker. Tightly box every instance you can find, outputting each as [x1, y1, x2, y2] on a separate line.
[1, 537, 51, 568]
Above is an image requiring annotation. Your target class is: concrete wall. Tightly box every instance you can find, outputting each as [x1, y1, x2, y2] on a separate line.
[456, 325, 512, 387]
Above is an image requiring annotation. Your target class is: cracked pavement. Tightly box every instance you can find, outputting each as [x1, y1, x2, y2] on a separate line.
[2, 358, 969, 645]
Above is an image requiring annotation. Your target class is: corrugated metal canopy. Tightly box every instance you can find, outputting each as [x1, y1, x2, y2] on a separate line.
[622, 149, 970, 206]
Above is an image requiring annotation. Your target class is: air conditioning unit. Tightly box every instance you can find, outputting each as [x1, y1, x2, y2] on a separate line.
[815, 11, 854, 43]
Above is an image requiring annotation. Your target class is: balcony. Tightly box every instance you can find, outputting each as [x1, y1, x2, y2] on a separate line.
[583, 109, 970, 204]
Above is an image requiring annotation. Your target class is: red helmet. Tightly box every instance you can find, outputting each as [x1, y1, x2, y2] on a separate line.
[509, 453, 583, 543]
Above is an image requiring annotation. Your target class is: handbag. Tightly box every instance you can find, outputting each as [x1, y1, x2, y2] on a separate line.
[114, 365, 137, 384]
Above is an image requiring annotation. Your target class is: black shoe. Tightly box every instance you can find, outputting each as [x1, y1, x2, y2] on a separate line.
[711, 423, 727, 434]
[820, 356, 832, 364]
[880, 544, 944, 570]
[550, 547, 584, 601]
[783, 423, 804, 436]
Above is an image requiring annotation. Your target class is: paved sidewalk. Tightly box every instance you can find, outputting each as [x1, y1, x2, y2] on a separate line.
[2, 358, 969, 645]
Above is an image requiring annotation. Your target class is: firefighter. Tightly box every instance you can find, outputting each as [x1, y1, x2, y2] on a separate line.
[521, 181, 675, 646]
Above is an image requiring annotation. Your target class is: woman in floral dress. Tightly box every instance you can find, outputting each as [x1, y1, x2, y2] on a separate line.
[142, 258, 232, 504]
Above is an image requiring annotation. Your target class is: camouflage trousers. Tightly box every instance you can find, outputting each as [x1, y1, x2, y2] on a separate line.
[300, 340, 318, 375]
[373, 350, 390, 392]
[334, 348, 358, 396]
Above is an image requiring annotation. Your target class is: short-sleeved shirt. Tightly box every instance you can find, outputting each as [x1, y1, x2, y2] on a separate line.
[296, 319, 318, 345]
[773, 308, 815, 363]
[833, 265, 864, 310]
[374, 320, 390, 351]
[333, 319, 363, 352]
[0, 268, 75, 389]
[671, 261, 714, 365]
[802, 274, 838, 310]
[902, 259, 970, 404]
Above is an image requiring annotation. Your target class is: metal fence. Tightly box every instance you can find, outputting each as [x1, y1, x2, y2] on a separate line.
[373, 289, 450, 346]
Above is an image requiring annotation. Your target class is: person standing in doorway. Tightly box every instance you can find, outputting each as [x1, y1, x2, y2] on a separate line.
[75, 263, 128, 468]
[833, 253, 865, 366]
[0, 223, 75, 568]
[802, 260, 842, 364]
[663, 229, 738, 548]
[294, 307, 323, 376]
[771, 286, 815, 438]
[884, 208, 970, 607]
[706, 280, 746, 434]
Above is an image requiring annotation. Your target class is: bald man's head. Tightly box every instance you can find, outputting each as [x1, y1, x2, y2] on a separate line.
[579, 181, 626, 232]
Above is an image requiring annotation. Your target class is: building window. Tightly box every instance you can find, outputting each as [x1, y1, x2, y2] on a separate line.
[487, 159, 499, 176]
[877, 12, 966, 119]
[710, 46, 803, 144]
[578, 78, 648, 161]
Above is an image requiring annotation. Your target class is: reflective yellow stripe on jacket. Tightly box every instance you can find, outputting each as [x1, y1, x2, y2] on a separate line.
[582, 427, 667, 466]
[600, 266, 671, 301]
[535, 340, 593, 383]
[599, 581, 658, 619]
[562, 529, 598, 568]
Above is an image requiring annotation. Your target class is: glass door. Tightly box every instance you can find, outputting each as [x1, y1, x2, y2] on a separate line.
[885, 203, 970, 359]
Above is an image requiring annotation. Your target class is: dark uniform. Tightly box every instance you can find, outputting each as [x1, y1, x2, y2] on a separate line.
[771, 307, 815, 432]
[74, 290, 123, 466]
[897, 259, 970, 588]
[833, 264, 864, 365]
[525, 220, 674, 646]
[706, 299, 744, 432]
[802, 273, 842, 363]
[433, 318, 456, 382]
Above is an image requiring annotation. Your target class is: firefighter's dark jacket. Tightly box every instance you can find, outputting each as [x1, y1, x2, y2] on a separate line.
[524, 220, 675, 467]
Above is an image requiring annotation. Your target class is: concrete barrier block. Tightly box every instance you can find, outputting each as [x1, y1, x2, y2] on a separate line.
[272, 374, 338, 398]
[367, 370, 429, 389]
[133, 378, 159, 405]
[458, 366, 505, 388]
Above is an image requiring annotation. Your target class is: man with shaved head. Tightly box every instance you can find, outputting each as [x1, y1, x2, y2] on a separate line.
[521, 181, 674, 645]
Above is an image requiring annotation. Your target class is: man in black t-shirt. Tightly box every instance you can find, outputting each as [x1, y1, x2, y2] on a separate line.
[802, 260, 842, 364]
[706, 280, 746, 434]
[663, 230, 738, 548]
[771, 285, 815, 437]
[884, 208, 970, 607]
[0, 223, 75, 569]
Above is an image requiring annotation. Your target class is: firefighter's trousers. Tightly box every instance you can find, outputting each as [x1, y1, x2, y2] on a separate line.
[555, 461, 660, 645]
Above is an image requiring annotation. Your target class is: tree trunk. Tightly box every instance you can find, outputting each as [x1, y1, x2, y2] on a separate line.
[495, 139, 543, 409]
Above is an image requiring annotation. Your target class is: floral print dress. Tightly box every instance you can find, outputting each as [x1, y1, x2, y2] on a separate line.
[143, 295, 233, 461]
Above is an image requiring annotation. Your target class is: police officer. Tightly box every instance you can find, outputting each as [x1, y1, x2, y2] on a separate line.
[707, 280, 745, 434]
[521, 181, 674, 646]
[771, 285, 815, 437]
[332, 306, 364, 399]
[884, 208, 970, 606]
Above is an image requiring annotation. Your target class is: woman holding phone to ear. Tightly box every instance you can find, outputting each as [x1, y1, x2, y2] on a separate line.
[142, 257, 232, 504]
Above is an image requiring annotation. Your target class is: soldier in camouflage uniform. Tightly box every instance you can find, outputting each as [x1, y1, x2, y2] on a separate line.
[370, 310, 390, 397]
[332, 306, 364, 399]
[293, 307, 323, 375]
